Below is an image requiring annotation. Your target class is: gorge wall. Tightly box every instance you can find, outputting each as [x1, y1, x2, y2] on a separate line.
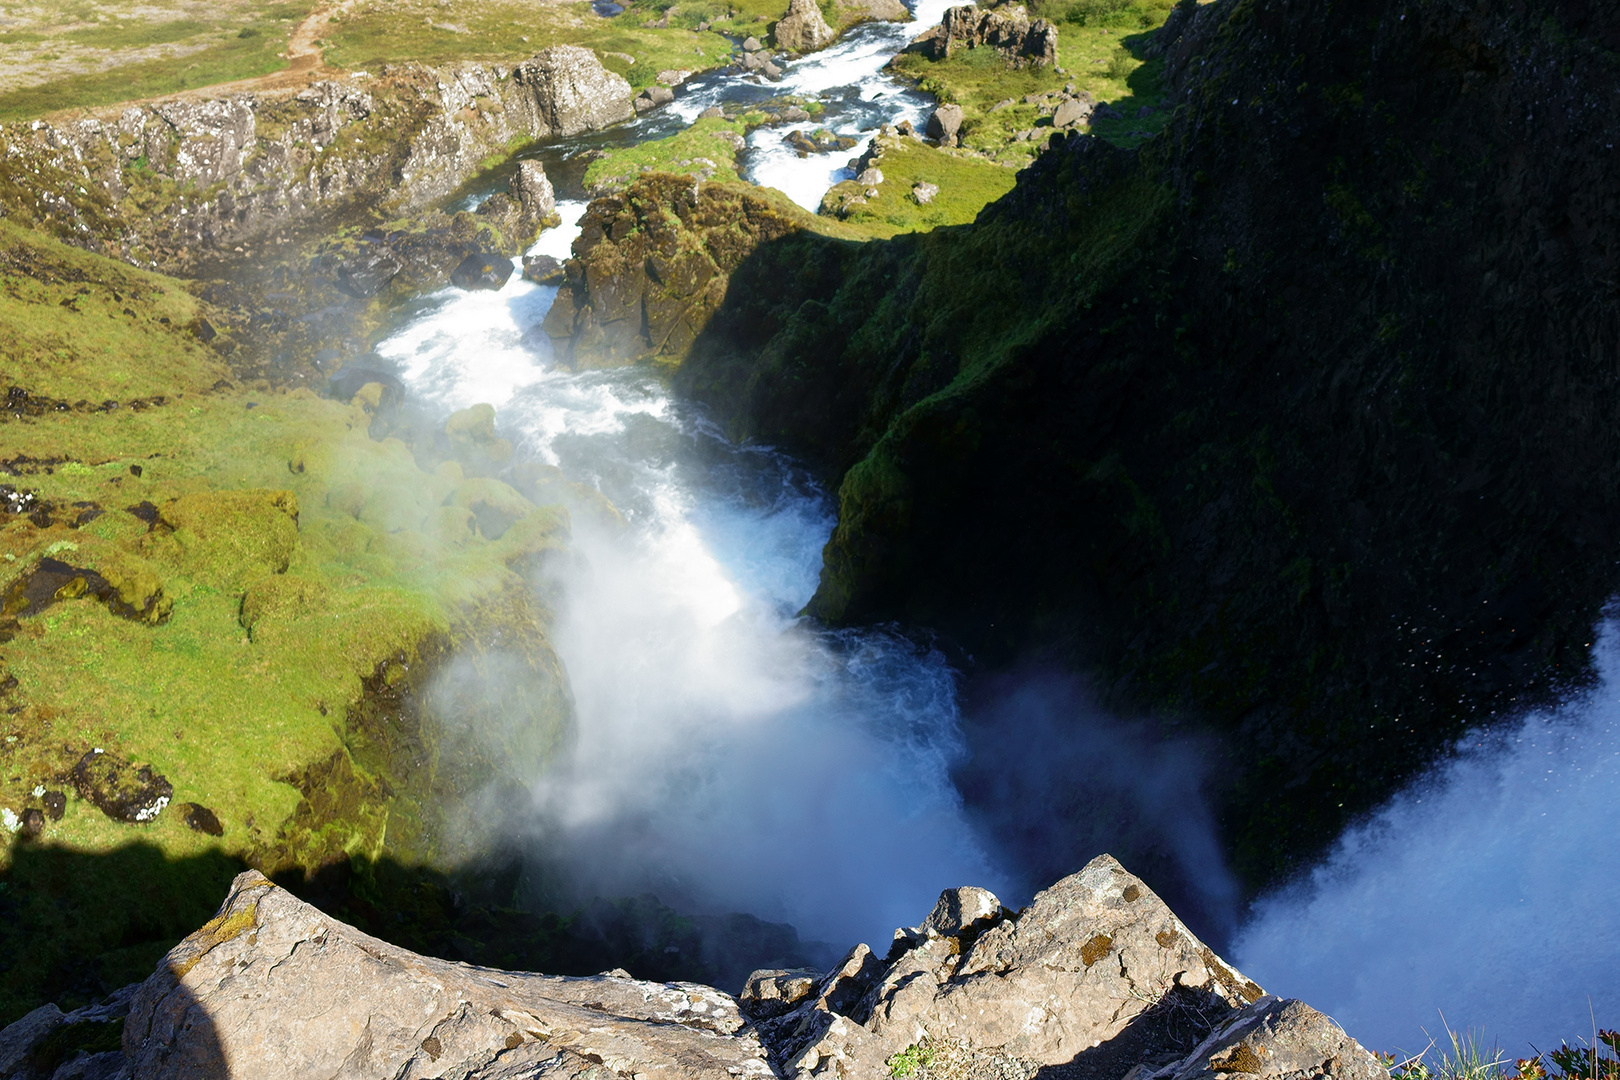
[545, 0, 1620, 887]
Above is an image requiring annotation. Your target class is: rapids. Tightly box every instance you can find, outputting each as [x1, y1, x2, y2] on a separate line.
[375, 0, 1619, 1054]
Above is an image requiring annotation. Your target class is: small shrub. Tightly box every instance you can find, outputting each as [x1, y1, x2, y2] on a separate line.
[888, 1042, 936, 1078]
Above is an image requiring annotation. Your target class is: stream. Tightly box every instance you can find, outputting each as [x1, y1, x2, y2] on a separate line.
[370, 0, 1619, 1058]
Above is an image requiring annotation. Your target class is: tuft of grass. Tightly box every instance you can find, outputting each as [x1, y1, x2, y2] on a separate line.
[888, 1041, 937, 1078]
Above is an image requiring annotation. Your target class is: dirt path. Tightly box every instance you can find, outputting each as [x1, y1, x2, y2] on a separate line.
[130, 1, 352, 107]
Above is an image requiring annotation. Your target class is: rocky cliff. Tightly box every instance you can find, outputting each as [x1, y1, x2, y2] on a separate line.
[545, 0, 1620, 887]
[0, 46, 631, 272]
[0, 856, 1386, 1080]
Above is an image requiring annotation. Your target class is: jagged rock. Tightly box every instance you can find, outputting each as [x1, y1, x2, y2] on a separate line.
[919, 885, 1002, 937]
[515, 45, 637, 135]
[510, 160, 558, 224]
[522, 254, 566, 284]
[71, 749, 172, 824]
[450, 252, 515, 290]
[774, 0, 837, 52]
[926, 103, 965, 142]
[9, 858, 1387, 1080]
[740, 969, 822, 1019]
[1053, 96, 1095, 128]
[335, 245, 404, 298]
[907, 3, 1058, 66]
[111, 871, 771, 1080]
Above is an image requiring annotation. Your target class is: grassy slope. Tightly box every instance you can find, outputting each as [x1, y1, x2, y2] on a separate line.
[0, 3, 310, 123]
[0, 221, 571, 1022]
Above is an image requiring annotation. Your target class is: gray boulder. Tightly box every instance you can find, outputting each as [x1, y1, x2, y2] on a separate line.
[510, 159, 557, 223]
[114, 871, 772, 1080]
[450, 252, 516, 290]
[513, 45, 635, 135]
[335, 244, 404, 298]
[634, 84, 676, 112]
[1053, 96, 1095, 128]
[926, 103, 965, 142]
[774, 0, 837, 52]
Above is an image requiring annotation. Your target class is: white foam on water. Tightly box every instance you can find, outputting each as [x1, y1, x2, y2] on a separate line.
[1235, 623, 1620, 1057]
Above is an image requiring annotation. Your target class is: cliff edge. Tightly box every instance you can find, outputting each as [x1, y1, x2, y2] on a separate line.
[0, 856, 1382, 1080]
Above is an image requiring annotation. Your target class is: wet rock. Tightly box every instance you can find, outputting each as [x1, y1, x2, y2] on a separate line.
[774, 0, 837, 52]
[522, 254, 566, 284]
[740, 968, 821, 1019]
[926, 103, 965, 142]
[699, 105, 725, 118]
[335, 245, 404, 298]
[761, 59, 785, 79]
[782, 106, 812, 122]
[71, 749, 173, 824]
[444, 403, 514, 467]
[181, 802, 224, 837]
[633, 84, 676, 112]
[912, 181, 939, 203]
[449, 252, 515, 290]
[907, 3, 1058, 66]
[510, 159, 558, 224]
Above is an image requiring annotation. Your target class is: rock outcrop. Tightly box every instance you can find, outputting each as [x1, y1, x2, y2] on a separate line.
[0, 857, 1385, 1080]
[0, 48, 629, 271]
[775, 0, 838, 53]
[905, 3, 1058, 66]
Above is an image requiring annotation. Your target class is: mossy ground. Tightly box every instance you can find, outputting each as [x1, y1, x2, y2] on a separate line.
[0, 221, 573, 1024]
[585, 114, 759, 192]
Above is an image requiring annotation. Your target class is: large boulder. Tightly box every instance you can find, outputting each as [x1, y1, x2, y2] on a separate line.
[834, 0, 910, 24]
[2, 857, 1388, 1080]
[774, 0, 837, 52]
[450, 252, 515, 290]
[925, 103, 965, 142]
[907, 3, 1058, 65]
[512, 45, 635, 135]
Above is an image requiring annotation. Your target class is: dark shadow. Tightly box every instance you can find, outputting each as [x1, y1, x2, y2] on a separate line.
[1032, 985, 1234, 1080]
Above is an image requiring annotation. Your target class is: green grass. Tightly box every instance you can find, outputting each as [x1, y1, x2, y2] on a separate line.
[0, 13, 304, 122]
[322, 0, 734, 91]
[0, 219, 572, 1024]
[63, 18, 215, 50]
[584, 115, 756, 192]
[886, 0, 1176, 158]
[819, 135, 1020, 238]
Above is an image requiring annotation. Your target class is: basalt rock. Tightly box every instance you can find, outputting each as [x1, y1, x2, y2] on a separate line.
[906, 2, 1058, 66]
[450, 252, 516, 291]
[0, 857, 1383, 1080]
[0, 50, 628, 271]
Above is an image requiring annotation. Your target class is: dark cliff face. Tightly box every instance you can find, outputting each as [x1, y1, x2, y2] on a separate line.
[666, 0, 1620, 885]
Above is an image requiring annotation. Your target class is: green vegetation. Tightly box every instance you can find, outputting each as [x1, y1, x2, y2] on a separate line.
[0, 12, 304, 123]
[1387, 1027, 1619, 1080]
[321, 0, 735, 91]
[584, 114, 756, 192]
[887, 0, 1176, 158]
[0, 221, 573, 1023]
[820, 135, 1020, 237]
[888, 1041, 937, 1077]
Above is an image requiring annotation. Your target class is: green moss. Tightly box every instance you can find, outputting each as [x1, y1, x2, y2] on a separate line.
[584, 116, 750, 193]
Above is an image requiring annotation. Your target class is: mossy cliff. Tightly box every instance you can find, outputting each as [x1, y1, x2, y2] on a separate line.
[0, 220, 578, 1022]
[552, 0, 1620, 888]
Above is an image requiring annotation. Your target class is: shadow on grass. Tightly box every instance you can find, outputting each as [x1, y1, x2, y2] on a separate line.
[0, 839, 827, 1028]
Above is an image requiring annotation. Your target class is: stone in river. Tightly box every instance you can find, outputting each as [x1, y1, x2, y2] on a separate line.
[743, 35, 764, 50]
[523, 254, 565, 285]
[336, 245, 403, 298]
[774, 0, 836, 52]
[450, 253, 515, 290]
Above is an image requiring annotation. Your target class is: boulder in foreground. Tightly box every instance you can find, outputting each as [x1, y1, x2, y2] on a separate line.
[0, 857, 1386, 1080]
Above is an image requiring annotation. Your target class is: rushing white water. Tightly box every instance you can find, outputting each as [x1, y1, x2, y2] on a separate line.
[376, 10, 1012, 943]
[1235, 625, 1620, 1058]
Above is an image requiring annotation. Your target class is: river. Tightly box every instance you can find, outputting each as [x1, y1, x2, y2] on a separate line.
[373, 2, 1619, 1059]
